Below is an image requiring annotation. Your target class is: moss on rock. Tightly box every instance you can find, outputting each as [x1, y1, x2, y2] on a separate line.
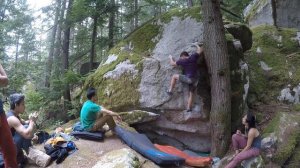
[262, 112, 281, 137]
[284, 141, 300, 168]
[245, 25, 300, 104]
[160, 6, 202, 23]
[262, 112, 300, 166]
[81, 9, 168, 111]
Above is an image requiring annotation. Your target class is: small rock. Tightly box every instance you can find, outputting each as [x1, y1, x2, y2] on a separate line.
[256, 47, 262, 54]
[92, 148, 139, 168]
[103, 54, 118, 65]
[241, 155, 264, 168]
[258, 61, 272, 71]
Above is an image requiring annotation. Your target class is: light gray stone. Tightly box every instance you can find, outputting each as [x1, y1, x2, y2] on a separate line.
[241, 156, 264, 168]
[92, 148, 139, 168]
[103, 54, 118, 65]
[277, 84, 300, 104]
[139, 17, 205, 111]
[259, 61, 272, 71]
[119, 110, 160, 125]
[104, 60, 138, 79]
[245, 0, 300, 29]
[244, 0, 273, 27]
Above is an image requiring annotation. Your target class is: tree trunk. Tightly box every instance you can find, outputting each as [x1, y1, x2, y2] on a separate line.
[202, 0, 231, 157]
[187, 0, 193, 7]
[134, 0, 138, 29]
[108, 0, 115, 49]
[90, 2, 100, 71]
[45, 0, 60, 88]
[15, 36, 19, 68]
[53, 0, 66, 79]
[62, 0, 73, 101]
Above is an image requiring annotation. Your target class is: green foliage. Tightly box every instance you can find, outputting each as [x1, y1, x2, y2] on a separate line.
[63, 70, 83, 85]
[222, 0, 252, 22]
[25, 89, 44, 112]
[67, 98, 82, 118]
[293, 104, 300, 112]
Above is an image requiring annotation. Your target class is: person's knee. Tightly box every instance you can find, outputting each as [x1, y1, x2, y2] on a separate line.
[232, 134, 239, 141]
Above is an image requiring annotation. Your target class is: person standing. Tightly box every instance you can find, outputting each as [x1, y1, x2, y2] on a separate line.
[0, 62, 18, 168]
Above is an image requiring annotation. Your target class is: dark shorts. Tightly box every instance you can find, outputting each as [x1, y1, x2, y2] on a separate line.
[179, 75, 198, 92]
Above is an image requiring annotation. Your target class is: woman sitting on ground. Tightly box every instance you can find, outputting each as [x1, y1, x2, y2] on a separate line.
[225, 113, 262, 168]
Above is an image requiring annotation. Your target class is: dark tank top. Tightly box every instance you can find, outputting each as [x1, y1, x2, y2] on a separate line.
[252, 135, 262, 149]
[6, 111, 21, 136]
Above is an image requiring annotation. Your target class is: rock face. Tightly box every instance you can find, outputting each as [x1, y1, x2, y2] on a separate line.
[262, 112, 300, 166]
[83, 7, 252, 152]
[119, 110, 160, 125]
[92, 148, 139, 168]
[245, 26, 300, 105]
[277, 84, 300, 104]
[244, 0, 300, 29]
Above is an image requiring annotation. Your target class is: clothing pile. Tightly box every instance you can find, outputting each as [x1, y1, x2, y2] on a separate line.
[44, 134, 77, 164]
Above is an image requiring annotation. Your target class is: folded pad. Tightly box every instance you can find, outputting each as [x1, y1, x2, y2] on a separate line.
[71, 131, 104, 141]
[115, 126, 184, 166]
[154, 144, 212, 167]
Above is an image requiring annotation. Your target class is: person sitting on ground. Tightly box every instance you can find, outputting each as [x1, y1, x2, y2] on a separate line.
[225, 113, 261, 168]
[0, 62, 18, 168]
[6, 93, 38, 166]
[167, 44, 204, 112]
[80, 88, 121, 132]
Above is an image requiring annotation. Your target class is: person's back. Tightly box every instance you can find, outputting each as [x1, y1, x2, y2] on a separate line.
[80, 88, 121, 132]
[177, 53, 199, 79]
[80, 100, 101, 130]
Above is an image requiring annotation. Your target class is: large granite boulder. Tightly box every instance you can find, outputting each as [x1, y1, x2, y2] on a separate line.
[82, 7, 252, 152]
[244, 0, 300, 29]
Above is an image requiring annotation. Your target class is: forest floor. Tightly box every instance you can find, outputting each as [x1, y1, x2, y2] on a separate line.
[25, 103, 290, 168]
[25, 122, 193, 168]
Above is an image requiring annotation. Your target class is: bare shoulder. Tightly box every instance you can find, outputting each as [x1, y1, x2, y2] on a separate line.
[7, 116, 22, 128]
[248, 128, 259, 137]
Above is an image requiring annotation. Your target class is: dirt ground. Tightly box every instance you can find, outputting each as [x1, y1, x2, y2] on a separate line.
[25, 132, 193, 168]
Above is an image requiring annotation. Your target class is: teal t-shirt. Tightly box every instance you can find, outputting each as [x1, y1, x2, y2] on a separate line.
[80, 100, 102, 130]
